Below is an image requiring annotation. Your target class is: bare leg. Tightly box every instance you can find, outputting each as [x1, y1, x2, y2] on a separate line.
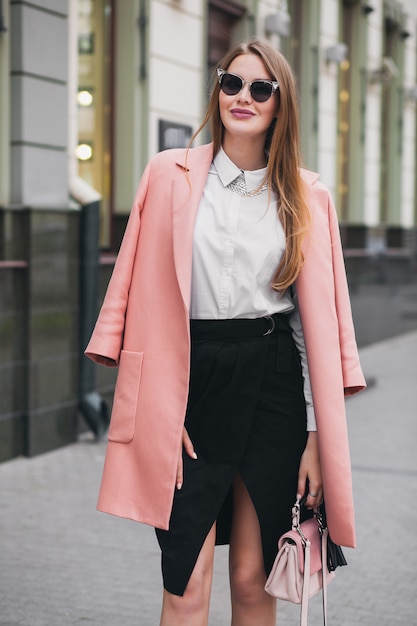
[159, 523, 216, 626]
[229, 474, 277, 626]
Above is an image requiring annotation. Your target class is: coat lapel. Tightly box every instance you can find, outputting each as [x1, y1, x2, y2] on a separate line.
[171, 143, 214, 311]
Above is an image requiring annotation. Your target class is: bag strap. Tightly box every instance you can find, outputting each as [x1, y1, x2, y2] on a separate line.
[298, 517, 329, 626]
[321, 528, 329, 626]
[300, 538, 311, 626]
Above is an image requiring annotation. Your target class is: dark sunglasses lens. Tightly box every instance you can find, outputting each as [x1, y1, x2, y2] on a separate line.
[250, 81, 273, 102]
[221, 73, 243, 95]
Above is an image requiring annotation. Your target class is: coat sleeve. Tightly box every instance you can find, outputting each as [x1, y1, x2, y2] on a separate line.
[84, 160, 152, 367]
[327, 191, 366, 396]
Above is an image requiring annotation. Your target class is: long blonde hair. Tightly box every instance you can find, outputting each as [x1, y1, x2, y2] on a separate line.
[190, 38, 310, 292]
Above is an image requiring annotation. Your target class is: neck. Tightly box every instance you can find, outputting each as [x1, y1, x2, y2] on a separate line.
[222, 136, 267, 171]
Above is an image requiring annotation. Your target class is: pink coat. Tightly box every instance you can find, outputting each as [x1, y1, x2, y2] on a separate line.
[85, 142, 366, 548]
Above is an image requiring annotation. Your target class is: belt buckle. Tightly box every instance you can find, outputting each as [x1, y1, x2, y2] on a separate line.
[262, 315, 276, 336]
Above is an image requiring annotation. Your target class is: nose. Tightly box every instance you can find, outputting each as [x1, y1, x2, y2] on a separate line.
[237, 80, 251, 102]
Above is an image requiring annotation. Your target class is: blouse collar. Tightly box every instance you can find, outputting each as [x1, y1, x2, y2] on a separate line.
[213, 147, 268, 193]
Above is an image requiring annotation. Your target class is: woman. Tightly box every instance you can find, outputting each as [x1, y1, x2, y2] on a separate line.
[86, 38, 366, 626]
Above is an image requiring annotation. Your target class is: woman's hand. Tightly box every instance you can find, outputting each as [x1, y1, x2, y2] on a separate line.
[176, 426, 197, 490]
[297, 431, 322, 509]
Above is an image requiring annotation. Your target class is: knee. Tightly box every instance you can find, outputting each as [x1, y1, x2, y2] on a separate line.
[163, 589, 202, 620]
[230, 563, 267, 607]
[183, 571, 210, 613]
[163, 564, 211, 618]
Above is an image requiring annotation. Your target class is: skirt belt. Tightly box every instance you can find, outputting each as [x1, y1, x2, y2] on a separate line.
[190, 312, 291, 341]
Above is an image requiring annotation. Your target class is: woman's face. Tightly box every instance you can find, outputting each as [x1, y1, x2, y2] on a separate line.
[219, 53, 279, 146]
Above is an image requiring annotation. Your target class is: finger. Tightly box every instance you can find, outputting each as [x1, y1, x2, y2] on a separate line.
[296, 474, 307, 503]
[182, 427, 197, 460]
[305, 486, 323, 509]
[176, 450, 183, 491]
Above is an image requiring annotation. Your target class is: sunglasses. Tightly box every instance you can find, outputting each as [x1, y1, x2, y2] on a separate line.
[217, 68, 279, 103]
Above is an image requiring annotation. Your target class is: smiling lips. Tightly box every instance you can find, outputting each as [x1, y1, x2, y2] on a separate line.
[231, 108, 255, 119]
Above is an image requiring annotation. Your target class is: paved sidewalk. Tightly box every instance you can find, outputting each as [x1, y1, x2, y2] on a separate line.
[1, 332, 416, 626]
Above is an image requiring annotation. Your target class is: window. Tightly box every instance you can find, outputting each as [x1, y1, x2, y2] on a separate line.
[77, 0, 113, 246]
[379, 4, 404, 225]
[337, 2, 354, 221]
[287, 0, 320, 171]
[282, 0, 301, 71]
[336, 0, 368, 223]
[208, 0, 246, 70]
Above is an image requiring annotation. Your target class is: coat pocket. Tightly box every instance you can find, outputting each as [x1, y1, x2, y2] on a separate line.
[108, 350, 144, 443]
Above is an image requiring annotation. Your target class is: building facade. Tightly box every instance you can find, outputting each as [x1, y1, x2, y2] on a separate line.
[0, 0, 416, 461]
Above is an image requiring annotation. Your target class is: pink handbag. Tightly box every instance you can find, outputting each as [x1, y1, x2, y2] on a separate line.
[264, 500, 336, 626]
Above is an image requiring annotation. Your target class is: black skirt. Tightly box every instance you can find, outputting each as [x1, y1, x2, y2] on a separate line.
[155, 313, 308, 596]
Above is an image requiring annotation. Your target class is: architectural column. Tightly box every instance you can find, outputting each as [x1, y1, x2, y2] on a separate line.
[10, 0, 69, 206]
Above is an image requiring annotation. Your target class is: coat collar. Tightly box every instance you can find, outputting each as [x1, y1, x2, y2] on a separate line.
[300, 167, 320, 185]
[172, 143, 214, 311]
[174, 142, 214, 172]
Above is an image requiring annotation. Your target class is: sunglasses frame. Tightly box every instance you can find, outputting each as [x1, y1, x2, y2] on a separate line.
[217, 68, 279, 102]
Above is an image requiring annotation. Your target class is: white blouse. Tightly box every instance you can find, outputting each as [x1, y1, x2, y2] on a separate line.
[190, 148, 316, 431]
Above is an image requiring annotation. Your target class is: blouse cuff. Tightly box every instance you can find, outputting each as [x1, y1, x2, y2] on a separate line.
[306, 404, 317, 431]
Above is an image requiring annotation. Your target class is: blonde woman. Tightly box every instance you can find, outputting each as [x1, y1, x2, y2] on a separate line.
[86, 38, 366, 626]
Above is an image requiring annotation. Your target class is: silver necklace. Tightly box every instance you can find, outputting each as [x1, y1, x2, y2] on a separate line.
[228, 173, 268, 197]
